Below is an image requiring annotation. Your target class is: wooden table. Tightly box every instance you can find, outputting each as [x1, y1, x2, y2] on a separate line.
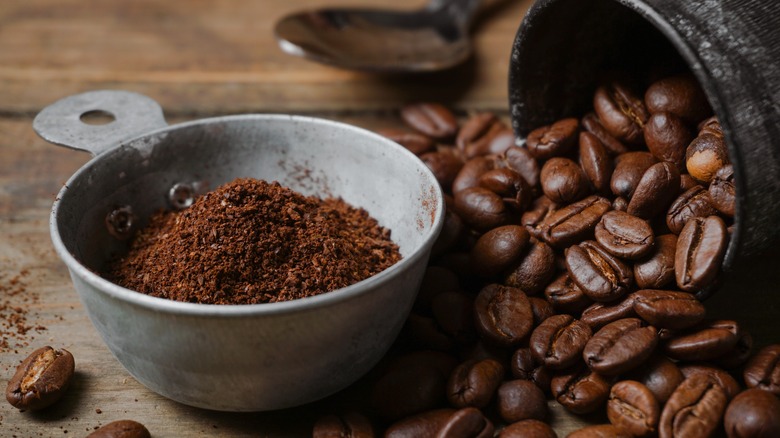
[1, 1, 778, 436]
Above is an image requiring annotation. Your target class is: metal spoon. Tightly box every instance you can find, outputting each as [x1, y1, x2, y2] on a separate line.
[274, 0, 482, 73]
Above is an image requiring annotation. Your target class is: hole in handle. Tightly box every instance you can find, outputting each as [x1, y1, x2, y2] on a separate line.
[80, 110, 116, 126]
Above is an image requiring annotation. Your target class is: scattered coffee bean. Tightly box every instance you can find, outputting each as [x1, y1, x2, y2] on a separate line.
[724, 389, 780, 438]
[497, 379, 548, 423]
[541, 158, 590, 204]
[634, 234, 678, 289]
[644, 73, 711, 124]
[743, 344, 780, 395]
[709, 164, 736, 217]
[627, 161, 681, 220]
[5, 346, 75, 411]
[663, 319, 740, 362]
[421, 150, 465, 190]
[583, 318, 658, 376]
[544, 273, 594, 316]
[578, 131, 613, 193]
[526, 118, 579, 160]
[313, 412, 374, 438]
[504, 239, 556, 295]
[386, 408, 456, 438]
[566, 424, 631, 438]
[582, 112, 629, 155]
[454, 186, 513, 231]
[87, 420, 151, 438]
[580, 295, 638, 331]
[675, 215, 728, 292]
[643, 112, 692, 170]
[530, 314, 592, 370]
[632, 289, 706, 330]
[666, 185, 718, 234]
[678, 363, 742, 401]
[625, 354, 684, 404]
[551, 365, 611, 415]
[499, 419, 558, 438]
[376, 127, 436, 155]
[532, 195, 612, 249]
[659, 373, 727, 438]
[593, 82, 649, 145]
[565, 240, 633, 302]
[436, 407, 494, 438]
[607, 380, 660, 437]
[400, 102, 458, 140]
[470, 225, 530, 278]
[447, 359, 505, 409]
[686, 118, 730, 183]
[474, 284, 534, 348]
[594, 211, 654, 260]
[610, 152, 658, 200]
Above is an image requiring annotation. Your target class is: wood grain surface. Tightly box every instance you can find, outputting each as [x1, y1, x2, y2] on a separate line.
[1, 1, 778, 437]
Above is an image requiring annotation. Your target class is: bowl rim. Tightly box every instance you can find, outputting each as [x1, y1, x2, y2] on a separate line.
[50, 113, 446, 317]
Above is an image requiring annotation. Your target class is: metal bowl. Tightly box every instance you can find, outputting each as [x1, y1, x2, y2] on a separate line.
[33, 90, 445, 411]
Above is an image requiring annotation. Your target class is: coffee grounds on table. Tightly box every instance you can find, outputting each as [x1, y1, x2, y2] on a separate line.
[106, 178, 402, 304]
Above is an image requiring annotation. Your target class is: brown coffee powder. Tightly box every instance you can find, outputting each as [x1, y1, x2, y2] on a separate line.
[106, 178, 401, 304]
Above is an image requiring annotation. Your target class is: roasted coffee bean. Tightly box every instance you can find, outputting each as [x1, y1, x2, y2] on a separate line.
[679, 173, 700, 192]
[663, 319, 740, 362]
[526, 117, 579, 160]
[534, 195, 612, 249]
[724, 389, 780, 438]
[594, 211, 654, 260]
[436, 407, 494, 438]
[709, 164, 736, 217]
[414, 266, 460, 314]
[454, 187, 512, 231]
[453, 156, 497, 194]
[386, 408, 456, 438]
[497, 379, 548, 423]
[612, 196, 628, 212]
[627, 161, 681, 220]
[607, 380, 660, 437]
[432, 290, 476, 344]
[541, 157, 589, 204]
[457, 113, 505, 157]
[474, 284, 534, 348]
[499, 419, 558, 438]
[743, 344, 780, 395]
[687, 123, 730, 184]
[447, 359, 505, 408]
[643, 112, 693, 170]
[313, 412, 374, 438]
[566, 424, 631, 438]
[510, 347, 537, 380]
[610, 152, 658, 200]
[566, 240, 633, 302]
[401, 103, 458, 140]
[376, 127, 436, 155]
[500, 145, 541, 188]
[583, 318, 658, 376]
[632, 289, 705, 330]
[593, 82, 650, 145]
[582, 112, 629, 155]
[5, 346, 75, 411]
[551, 365, 612, 415]
[659, 373, 727, 438]
[529, 297, 556, 325]
[87, 420, 151, 438]
[421, 150, 464, 191]
[530, 314, 592, 370]
[580, 295, 638, 331]
[666, 186, 718, 234]
[478, 168, 533, 211]
[645, 73, 711, 124]
[716, 329, 753, 370]
[504, 240, 556, 295]
[679, 363, 742, 401]
[634, 234, 678, 289]
[522, 196, 558, 229]
[579, 131, 613, 193]
[470, 225, 530, 278]
[544, 273, 594, 316]
[481, 128, 517, 157]
[626, 354, 684, 404]
[675, 215, 728, 292]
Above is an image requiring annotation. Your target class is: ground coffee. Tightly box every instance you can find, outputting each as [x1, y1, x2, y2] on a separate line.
[106, 178, 401, 304]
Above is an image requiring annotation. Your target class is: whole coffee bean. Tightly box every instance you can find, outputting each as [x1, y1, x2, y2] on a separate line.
[579, 131, 613, 193]
[497, 379, 548, 423]
[474, 284, 534, 348]
[610, 152, 658, 200]
[534, 195, 612, 249]
[709, 164, 736, 217]
[565, 240, 634, 302]
[593, 82, 650, 145]
[566, 424, 631, 438]
[87, 420, 151, 438]
[386, 408, 456, 438]
[686, 124, 730, 184]
[526, 117, 579, 160]
[376, 127, 436, 155]
[580, 294, 638, 331]
[659, 373, 727, 438]
[679, 173, 700, 192]
[478, 168, 533, 211]
[453, 156, 496, 194]
[582, 112, 629, 155]
[612, 196, 628, 212]
[313, 412, 374, 438]
[481, 128, 517, 157]
[504, 239, 556, 295]
[499, 420, 558, 438]
[522, 196, 558, 228]
[644, 73, 711, 124]
[679, 363, 742, 401]
[666, 186, 718, 234]
[716, 329, 753, 370]
[421, 150, 464, 191]
[627, 161, 681, 220]
[530, 314, 592, 370]
[626, 354, 684, 404]
[435, 407, 494, 438]
[544, 272, 594, 316]
[401, 103, 458, 140]
[607, 380, 660, 438]
[551, 365, 612, 414]
[457, 113, 505, 157]
[454, 187, 512, 231]
[634, 234, 678, 289]
[663, 319, 740, 362]
[743, 344, 780, 395]
[541, 157, 589, 204]
[501, 145, 541, 188]
[511, 348, 537, 380]
[675, 215, 728, 292]
[594, 211, 654, 260]
[447, 359, 505, 408]
[643, 112, 693, 170]
[632, 289, 705, 330]
[370, 353, 453, 420]
[583, 318, 658, 376]
[5, 346, 75, 411]
[724, 389, 780, 438]
[529, 296, 555, 325]
[432, 290, 476, 344]
[470, 225, 530, 278]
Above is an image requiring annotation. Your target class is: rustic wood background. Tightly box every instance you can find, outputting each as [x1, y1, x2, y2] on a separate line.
[1, 0, 777, 436]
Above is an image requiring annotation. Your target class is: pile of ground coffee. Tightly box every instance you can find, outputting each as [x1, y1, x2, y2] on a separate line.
[106, 178, 401, 304]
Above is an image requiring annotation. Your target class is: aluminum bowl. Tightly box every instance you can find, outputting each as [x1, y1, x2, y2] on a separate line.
[33, 90, 444, 411]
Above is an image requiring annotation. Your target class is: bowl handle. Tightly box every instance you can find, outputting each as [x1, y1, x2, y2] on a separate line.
[32, 90, 168, 157]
